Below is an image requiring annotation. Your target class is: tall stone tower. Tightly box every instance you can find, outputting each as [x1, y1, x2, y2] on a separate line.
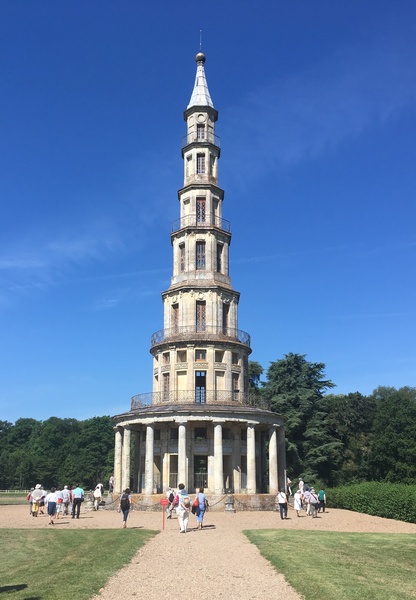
[113, 52, 286, 502]
[151, 51, 251, 407]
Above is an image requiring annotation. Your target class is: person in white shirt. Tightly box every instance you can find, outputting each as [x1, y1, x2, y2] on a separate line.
[61, 485, 71, 515]
[93, 483, 103, 511]
[30, 484, 43, 517]
[45, 487, 58, 525]
[55, 488, 63, 518]
[293, 489, 303, 517]
[166, 487, 175, 519]
[176, 483, 191, 533]
[277, 490, 288, 520]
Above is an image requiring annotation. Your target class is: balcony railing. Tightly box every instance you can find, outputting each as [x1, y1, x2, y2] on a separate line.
[150, 325, 251, 348]
[171, 214, 231, 233]
[130, 390, 270, 411]
[182, 132, 220, 148]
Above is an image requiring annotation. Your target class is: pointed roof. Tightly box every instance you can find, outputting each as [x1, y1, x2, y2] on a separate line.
[187, 52, 215, 109]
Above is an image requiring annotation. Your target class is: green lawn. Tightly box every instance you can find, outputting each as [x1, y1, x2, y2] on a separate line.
[0, 493, 27, 505]
[244, 530, 416, 600]
[0, 529, 158, 599]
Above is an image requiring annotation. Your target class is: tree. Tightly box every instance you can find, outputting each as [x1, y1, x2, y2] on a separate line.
[77, 416, 114, 488]
[367, 386, 416, 484]
[309, 392, 375, 486]
[0, 416, 114, 489]
[248, 361, 264, 391]
[262, 353, 335, 480]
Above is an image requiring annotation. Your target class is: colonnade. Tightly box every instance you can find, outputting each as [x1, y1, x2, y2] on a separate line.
[113, 419, 286, 496]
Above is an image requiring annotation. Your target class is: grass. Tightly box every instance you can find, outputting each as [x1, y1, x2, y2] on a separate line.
[0, 529, 158, 599]
[244, 530, 416, 600]
[0, 493, 27, 505]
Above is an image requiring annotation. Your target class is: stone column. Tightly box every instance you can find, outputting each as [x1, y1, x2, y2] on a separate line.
[247, 424, 256, 494]
[268, 426, 278, 495]
[114, 428, 123, 494]
[162, 453, 169, 492]
[232, 430, 241, 493]
[162, 427, 169, 492]
[121, 427, 131, 492]
[178, 421, 187, 487]
[213, 422, 224, 494]
[133, 431, 140, 493]
[277, 425, 286, 492]
[144, 424, 154, 495]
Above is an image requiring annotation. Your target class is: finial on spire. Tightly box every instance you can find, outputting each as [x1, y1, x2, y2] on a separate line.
[188, 45, 214, 109]
[200, 29, 202, 51]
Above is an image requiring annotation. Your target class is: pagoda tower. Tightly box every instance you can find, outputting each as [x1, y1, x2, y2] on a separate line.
[113, 52, 286, 502]
[151, 51, 250, 408]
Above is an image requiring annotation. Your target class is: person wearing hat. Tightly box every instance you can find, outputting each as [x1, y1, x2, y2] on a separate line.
[309, 488, 319, 518]
[30, 484, 43, 517]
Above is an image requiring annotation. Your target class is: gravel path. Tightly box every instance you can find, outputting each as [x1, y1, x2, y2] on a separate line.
[2, 503, 415, 600]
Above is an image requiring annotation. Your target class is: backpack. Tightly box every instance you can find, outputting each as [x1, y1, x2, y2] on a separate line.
[169, 492, 174, 503]
[120, 493, 130, 510]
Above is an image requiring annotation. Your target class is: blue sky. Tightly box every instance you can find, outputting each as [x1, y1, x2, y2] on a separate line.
[1, 1, 415, 423]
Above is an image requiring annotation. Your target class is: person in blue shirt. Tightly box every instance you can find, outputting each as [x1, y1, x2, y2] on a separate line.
[194, 487, 209, 529]
[71, 484, 84, 519]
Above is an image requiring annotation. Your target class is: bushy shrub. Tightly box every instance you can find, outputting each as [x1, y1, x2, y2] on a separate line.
[329, 482, 416, 523]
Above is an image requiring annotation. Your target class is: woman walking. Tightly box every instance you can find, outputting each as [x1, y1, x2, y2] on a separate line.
[175, 483, 191, 533]
[194, 487, 208, 529]
[45, 487, 58, 525]
[119, 488, 131, 528]
[293, 489, 303, 517]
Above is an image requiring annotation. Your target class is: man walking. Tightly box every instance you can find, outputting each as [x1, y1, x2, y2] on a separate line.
[71, 484, 84, 519]
[277, 489, 288, 520]
[62, 485, 71, 515]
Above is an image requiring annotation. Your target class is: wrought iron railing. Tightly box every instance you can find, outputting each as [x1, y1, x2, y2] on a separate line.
[150, 325, 250, 348]
[171, 214, 231, 233]
[182, 132, 220, 148]
[130, 390, 270, 411]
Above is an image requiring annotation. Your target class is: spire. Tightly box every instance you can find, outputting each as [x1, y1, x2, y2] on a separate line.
[187, 52, 215, 109]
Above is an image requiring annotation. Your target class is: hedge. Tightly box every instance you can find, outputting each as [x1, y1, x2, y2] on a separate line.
[328, 482, 416, 523]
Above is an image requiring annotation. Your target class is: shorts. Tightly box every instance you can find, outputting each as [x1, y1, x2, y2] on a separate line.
[47, 502, 57, 516]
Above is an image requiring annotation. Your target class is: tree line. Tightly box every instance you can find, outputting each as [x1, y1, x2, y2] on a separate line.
[1, 353, 415, 490]
[250, 353, 416, 487]
[0, 416, 114, 490]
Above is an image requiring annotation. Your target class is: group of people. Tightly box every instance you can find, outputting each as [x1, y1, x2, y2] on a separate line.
[277, 477, 326, 520]
[28, 482, 106, 524]
[29, 484, 73, 523]
[293, 478, 326, 518]
[165, 484, 209, 533]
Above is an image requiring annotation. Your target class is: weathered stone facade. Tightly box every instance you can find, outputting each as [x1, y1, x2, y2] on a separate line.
[113, 52, 286, 497]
